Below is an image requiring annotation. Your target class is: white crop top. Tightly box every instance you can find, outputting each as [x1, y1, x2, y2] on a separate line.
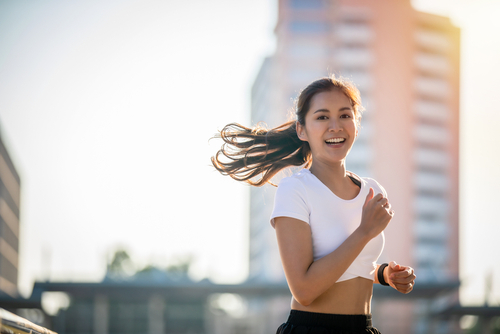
[270, 169, 385, 282]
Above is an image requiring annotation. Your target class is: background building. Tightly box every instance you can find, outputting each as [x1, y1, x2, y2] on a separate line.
[0, 127, 21, 297]
[31, 277, 290, 334]
[249, 0, 460, 333]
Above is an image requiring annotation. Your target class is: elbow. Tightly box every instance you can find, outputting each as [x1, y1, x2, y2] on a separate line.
[294, 296, 313, 307]
[291, 288, 317, 307]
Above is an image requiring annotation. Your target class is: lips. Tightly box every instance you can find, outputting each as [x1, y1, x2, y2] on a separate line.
[325, 138, 346, 144]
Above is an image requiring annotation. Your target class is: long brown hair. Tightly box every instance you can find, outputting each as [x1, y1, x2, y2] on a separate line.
[211, 75, 363, 186]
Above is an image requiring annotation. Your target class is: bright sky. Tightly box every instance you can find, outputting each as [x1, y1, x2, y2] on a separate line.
[0, 0, 499, 307]
[0, 0, 276, 296]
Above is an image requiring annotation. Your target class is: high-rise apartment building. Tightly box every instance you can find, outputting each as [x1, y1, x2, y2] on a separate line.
[0, 130, 21, 297]
[249, 0, 459, 332]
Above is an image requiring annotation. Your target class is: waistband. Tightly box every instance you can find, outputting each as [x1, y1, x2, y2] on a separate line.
[286, 310, 374, 331]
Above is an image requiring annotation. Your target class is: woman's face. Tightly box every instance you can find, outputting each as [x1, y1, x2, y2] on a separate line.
[296, 89, 358, 165]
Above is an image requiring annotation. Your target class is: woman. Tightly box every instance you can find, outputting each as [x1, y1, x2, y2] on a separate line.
[212, 76, 416, 333]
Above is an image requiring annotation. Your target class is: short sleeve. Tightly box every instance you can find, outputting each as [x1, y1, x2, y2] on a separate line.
[365, 177, 388, 198]
[270, 177, 310, 228]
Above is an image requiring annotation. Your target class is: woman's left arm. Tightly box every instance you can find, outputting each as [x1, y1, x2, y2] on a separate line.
[374, 261, 416, 294]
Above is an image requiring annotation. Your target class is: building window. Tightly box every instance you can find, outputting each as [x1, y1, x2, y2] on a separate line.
[415, 76, 450, 100]
[288, 43, 328, 58]
[415, 52, 450, 77]
[289, 21, 330, 34]
[415, 29, 451, 54]
[334, 48, 373, 68]
[414, 123, 450, 147]
[414, 170, 449, 195]
[336, 24, 373, 45]
[289, 0, 326, 10]
[414, 147, 449, 171]
[289, 68, 328, 84]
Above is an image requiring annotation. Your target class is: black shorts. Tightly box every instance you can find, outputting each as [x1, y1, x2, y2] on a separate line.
[276, 310, 381, 334]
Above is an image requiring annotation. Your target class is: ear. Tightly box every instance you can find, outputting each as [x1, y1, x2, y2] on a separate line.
[296, 121, 308, 141]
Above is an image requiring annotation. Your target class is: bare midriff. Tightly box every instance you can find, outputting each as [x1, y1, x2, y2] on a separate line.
[291, 277, 374, 315]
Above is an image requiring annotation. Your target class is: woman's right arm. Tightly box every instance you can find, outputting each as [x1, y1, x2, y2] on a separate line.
[274, 188, 393, 306]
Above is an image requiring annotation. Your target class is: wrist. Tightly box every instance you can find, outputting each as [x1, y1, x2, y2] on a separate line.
[354, 226, 374, 243]
[384, 265, 391, 284]
[377, 263, 390, 286]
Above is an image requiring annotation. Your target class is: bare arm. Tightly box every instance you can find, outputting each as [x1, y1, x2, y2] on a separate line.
[275, 188, 394, 306]
[275, 217, 372, 305]
[374, 262, 416, 294]
[373, 264, 386, 285]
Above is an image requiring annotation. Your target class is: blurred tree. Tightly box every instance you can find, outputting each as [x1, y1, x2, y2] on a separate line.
[135, 255, 193, 281]
[166, 255, 192, 276]
[105, 249, 194, 282]
[106, 249, 135, 278]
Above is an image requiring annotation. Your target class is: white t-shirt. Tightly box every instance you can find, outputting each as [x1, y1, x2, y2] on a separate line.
[270, 169, 386, 282]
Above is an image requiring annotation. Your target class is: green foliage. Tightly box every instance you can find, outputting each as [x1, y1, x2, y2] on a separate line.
[106, 249, 135, 278]
[165, 255, 192, 276]
[464, 316, 500, 334]
[105, 249, 193, 281]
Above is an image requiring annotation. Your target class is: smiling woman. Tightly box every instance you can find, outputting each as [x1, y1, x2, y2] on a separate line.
[211, 76, 416, 334]
[296, 90, 359, 173]
[211, 76, 362, 186]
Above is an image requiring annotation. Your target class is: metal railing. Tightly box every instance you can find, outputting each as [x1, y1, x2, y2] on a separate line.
[0, 308, 56, 334]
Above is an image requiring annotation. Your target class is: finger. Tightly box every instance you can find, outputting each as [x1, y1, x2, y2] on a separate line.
[399, 267, 414, 277]
[392, 282, 407, 290]
[389, 261, 399, 271]
[403, 282, 414, 293]
[390, 269, 415, 281]
[394, 282, 414, 294]
[388, 265, 402, 277]
[373, 193, 384, 202]
[364, 188, 374, 206]
[378, 197, 388, 204]
[390, 267, 411, 276]
[390, 275, 416, 284]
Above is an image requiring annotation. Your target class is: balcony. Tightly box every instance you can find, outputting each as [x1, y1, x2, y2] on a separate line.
[414, 100, 449, 123]
[415, 52, 450, 76]
[415, 76, 450, 99]
[336, 24, 373, 44]
[414, 123, 450, 146]
[414, 147, 450, 170]
[415, 30, 451, 53]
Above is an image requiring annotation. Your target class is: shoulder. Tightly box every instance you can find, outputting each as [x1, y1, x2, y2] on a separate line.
[277, 169, 311, 191]
[347, 171, 388, 197]
[360, 176, 388, 197]
[271, 170, 312, 228]
[275, 173, 309, 203]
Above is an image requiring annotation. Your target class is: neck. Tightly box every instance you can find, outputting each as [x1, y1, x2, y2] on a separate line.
[308, 159, 360, 200]
[309, 159, 347, 185]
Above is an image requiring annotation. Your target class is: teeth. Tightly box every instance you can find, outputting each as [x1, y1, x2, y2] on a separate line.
[326, 138, 345, 143]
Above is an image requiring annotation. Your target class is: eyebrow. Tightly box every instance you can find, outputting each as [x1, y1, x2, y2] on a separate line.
[313, 107, 353, 114]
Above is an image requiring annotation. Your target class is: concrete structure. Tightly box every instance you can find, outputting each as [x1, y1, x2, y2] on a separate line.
[21, 279, 456, 334]
[249, 0, 460, 333]
[0, 130, 21, 297]
[1, 308, 56, 334]
[31, 279, 291, 334]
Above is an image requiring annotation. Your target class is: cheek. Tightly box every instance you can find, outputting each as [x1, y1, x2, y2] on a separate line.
[348, 121, 358, 136]
[305, 124, 323, 140]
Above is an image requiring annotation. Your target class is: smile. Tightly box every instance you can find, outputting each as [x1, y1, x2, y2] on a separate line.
[325, 138, 346, 144]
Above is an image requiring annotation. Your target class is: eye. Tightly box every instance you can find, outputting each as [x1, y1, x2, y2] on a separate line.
[340, 114, 352, 118]
[317, 115, 328, 120]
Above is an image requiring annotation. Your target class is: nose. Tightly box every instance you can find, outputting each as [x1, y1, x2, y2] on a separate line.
[329, 118, 343, 132]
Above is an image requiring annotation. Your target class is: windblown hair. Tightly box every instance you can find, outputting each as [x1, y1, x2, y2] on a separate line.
[211, 75, 363, 186]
